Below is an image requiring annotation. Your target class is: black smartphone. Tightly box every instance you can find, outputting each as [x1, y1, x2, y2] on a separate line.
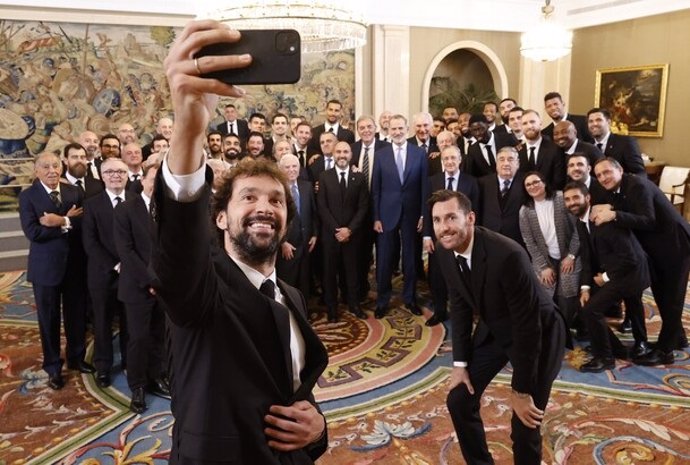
[194, 29, 301, 85]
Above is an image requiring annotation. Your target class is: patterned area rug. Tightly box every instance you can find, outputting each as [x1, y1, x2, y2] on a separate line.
[1, 270, 689, 465]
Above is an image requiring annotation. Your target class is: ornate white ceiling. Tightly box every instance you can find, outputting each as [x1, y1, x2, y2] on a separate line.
[2, 0, 690, 30]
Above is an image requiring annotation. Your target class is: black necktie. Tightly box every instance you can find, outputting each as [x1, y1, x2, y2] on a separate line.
[298, 150, 305, 167]
[131, 174, 140, 182]
[456, 255, 472, 288]
[528, 146, 536, 169]
[339, 171, 347, 199]
[596, 142, 603, 152]
[260, 279, 275, 300]
[485, 145, 496, 170]
[446, 176, 454, 191]
[75, 179, 84, 191]
[362, 146, 370, 182]
[114, 196, 123, 207]
[328, 127, 334, 133]
[49, 190, 61, 208]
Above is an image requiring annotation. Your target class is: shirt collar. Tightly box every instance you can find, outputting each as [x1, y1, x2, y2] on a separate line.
[64, 172, 84, 185]
[40, 181, 60, 194]
[228, 254, 276, 288]
[336, 166, 349, 177]
[105, 189, 125, 203]
[566, 139, 578, 154]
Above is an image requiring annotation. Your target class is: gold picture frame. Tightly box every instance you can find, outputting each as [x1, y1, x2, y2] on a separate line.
[594, 64, 669, 138]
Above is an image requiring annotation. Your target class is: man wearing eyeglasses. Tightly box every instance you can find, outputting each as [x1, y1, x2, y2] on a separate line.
[83, 157, 131, 389]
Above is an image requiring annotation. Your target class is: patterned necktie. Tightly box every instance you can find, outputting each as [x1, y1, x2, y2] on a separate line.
[49, 190, 61, 208]
[291, 183, 301, 216]
[485, 145, 496, 170]
[362, 146, 370, 182]
[528, 146, 536, 169]
[500, 179, 511, 197]
[395, 146, 404, 182]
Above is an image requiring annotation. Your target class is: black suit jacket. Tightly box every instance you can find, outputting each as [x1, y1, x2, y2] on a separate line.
[216, 118, 249, 140]
[464, 132, 513, 178]
[317, 169, 369, 241]
[307, 156, 335, 183]
[576, 220, 649, 292]
[518, 138, 565, 189]
[423, 171, 479, 237]
[309, 124, 355, 153]
[19, 180, 85, 286]
[436, 227, 564, 393]
[113, 194, 155, 304]
[152, 181, 329, 465]
[477, 172, 526, 247]
[63, 176, 104, 199]
[600, 133, 646, 175]
[604, 174, 690, 262]
[82, 190, 123, 290]
[542, 113, 593, 143]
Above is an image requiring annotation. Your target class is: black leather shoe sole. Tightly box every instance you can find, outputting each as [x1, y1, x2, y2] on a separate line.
[633, 349, 674, 366]
[96, 373, 111, 388]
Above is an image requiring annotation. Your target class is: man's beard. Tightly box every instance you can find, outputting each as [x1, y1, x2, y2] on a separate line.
[69, 163, 87, 178]
[225, 150, 240, 161]
[229, 214, 283, 266]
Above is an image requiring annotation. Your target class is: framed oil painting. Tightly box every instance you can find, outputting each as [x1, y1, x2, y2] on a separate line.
[594, 64, 669, 138]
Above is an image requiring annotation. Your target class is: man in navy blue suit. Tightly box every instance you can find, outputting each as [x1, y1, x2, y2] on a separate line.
[19, 152, 94, 390]
[371, 114, 429, 318]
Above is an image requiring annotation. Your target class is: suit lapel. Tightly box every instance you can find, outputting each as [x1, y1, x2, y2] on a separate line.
[470, 230, 488, 311]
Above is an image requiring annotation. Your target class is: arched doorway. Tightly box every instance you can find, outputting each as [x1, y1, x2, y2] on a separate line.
[421, 41, 509, 116]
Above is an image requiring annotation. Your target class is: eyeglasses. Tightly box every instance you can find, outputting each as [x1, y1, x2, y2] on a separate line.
[525, 180, 543, 188]
[102, 169, 127, 176]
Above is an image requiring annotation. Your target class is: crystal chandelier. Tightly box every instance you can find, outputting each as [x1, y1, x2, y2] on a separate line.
[520, 0, 573, 62]
[198, 0, 367, 53]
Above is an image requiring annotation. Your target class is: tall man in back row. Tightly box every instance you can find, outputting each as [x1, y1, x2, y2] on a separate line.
[430, 189, 566, 465]
[155, 20, 329, 464]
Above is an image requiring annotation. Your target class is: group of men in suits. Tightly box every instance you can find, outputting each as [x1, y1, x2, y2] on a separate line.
[20, 139, 170, 414]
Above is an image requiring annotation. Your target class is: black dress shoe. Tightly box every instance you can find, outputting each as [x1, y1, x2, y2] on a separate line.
[579, 357, 615, 373]
[96, 372, 111, 388]
[129, 387, 147, 414]
[48, 374, 65, 390]
[374, 306, 387, 319]
[405, 303, 423, 316]
[350, 307, 367, 319]
[617, 319, 632, 334]
[634, 348, 674, 366]
[425, 313, 448, 327]
[68, 360, 96, 374]
[678, 332, 689, 349]
[147, 377, 171, 397]
[632, 341, 651, 358]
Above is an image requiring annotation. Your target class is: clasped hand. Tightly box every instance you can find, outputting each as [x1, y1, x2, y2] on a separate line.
[264, 400, 325, 451]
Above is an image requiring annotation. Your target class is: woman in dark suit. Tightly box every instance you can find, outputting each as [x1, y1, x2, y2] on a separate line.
[519, 171, 581, 326]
